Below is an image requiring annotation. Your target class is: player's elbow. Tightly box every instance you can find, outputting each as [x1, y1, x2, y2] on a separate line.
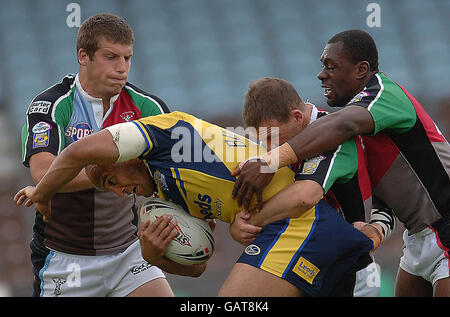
[291, 181, 322, 213]
[333, 106, 375, 137]
[295, 196, 317, 212]
[288, 195, 319, 218]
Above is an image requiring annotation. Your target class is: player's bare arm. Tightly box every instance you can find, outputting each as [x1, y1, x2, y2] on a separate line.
[14, 129, 119, 219]
[248, 180, 323, 227]
[229, 211, 262, 246]
[29, 152, 94, 193]
[287, 106, 375, 162]
[229, 180, 323, 246]
[232, 106, 374, 210]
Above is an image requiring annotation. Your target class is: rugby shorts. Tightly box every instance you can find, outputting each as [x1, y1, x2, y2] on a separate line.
[32, 239, 166, 297]
[399, 226, 450, 285]
[237, 199, 374, 297]
[353, 255, 381, 297]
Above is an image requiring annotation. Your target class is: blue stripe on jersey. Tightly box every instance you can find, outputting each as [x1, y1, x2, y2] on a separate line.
[132, 121, 151, 154]
[174, 167, 187, 197]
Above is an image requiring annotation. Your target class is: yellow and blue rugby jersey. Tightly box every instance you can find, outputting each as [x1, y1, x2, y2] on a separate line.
[131, 111, 294, 223]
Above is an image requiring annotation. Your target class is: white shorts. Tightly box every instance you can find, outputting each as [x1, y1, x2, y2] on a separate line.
[399, 227, 450, 286]
[39, 240, 166, 297]
[353, 255, 381, 297]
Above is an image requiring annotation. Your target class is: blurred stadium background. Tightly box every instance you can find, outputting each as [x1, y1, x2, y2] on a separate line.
[0, 0, 449, 296]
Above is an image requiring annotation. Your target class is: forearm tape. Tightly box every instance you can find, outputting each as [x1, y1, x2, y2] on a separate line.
[261, 143, 298, 171]
[370, 207, 396, 239]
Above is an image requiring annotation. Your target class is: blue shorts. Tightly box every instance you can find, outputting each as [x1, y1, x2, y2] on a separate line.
[237, 199, 373, 297]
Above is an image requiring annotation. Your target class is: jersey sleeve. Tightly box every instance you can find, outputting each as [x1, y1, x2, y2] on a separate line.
[21, 77, 74, 167]
[347, 73, 417, 135]
[105, 121, 150, 162]
[294, 139, 358, 194]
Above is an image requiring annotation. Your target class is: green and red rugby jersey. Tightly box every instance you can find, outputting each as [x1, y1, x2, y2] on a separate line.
[350, 72, 450, 234]
[22, 74, 170, 255]
[294, 106, 374, 224]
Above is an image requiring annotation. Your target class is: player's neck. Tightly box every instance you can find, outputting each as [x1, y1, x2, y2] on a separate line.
[358, 71, 378, 93]
[77, 71, 117, 113]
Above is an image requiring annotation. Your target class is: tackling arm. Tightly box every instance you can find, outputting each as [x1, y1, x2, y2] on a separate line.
[14, 129, 120, 219]
[14, 121, 149, 219]
[32, 129, 119, 200]
[248, 180, 324, 227]
[232, 106, 375, 210]
[283, 106, 375, 166]
[29, 152, 94, 193]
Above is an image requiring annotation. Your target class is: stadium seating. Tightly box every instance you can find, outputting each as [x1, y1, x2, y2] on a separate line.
[0, 0, 448, 128]
[0, 0, 449, 297]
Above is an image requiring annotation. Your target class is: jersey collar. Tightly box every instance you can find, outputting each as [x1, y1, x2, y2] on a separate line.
[308, 103, 319, 124]
[75, 73, 120, 104]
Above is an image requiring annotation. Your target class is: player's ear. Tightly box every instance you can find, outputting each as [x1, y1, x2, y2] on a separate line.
[78, 48, 89, 66]
[355, 61, 370, 80]
[291, 109, 304, 125]
[85, 164, 107, 190]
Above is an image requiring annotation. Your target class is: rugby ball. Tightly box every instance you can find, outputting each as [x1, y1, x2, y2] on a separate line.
[139, 198, 215, 265]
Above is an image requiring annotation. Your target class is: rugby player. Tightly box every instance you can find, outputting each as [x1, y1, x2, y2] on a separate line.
[15, 111, 374, 297]
[21, 13, 173, 297]
[232, 30, 450, 297]
[224, 77, 393, 297]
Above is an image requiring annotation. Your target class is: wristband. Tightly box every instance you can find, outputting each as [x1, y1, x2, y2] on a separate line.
[370, 207, 396, 239]
[238, 156, 269, 171]
[261, 143, 298, 171]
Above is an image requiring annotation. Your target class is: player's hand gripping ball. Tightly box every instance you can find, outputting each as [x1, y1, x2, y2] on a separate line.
[140, 198, 215, 265]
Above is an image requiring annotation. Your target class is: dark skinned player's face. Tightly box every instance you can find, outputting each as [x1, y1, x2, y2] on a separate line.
[317, 42, 364, 107]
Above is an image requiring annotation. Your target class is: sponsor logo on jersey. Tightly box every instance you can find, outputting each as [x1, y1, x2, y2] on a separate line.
[214, 198, 224, 219]
[120, 111, 135, 122]
[33, 131, 49, 148]
[32, 121, 51, 133]
[348, 91, 369, 104]
[32, 122, 51, 148]
[194, 194, 214, 218]
[28, 101, 51, 115]
[293, 256, 320, 284]
[244, 244, 261, 256]
[65, 123, 93, 141]
[299, 155, 326, 175]
[154, 170, 169, 192]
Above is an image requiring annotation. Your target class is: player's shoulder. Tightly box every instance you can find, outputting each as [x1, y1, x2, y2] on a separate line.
[138, 111, 191, 129]
[27, 75, 76, 116]
[31, 74, 76, 104]
[348, 72, 408, 108]
[123, 82, 170, 114]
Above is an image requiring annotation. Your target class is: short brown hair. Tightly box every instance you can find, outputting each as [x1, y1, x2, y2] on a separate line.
[243, 77, 304, 128]
[77, 13, 134, 59]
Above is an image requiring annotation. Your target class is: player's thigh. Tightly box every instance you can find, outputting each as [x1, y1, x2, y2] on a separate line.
[395, 268, 433, 297]
[126, 277, 174, 297]
[218, 263, 304, 297]
[433, 277, 450, 297]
